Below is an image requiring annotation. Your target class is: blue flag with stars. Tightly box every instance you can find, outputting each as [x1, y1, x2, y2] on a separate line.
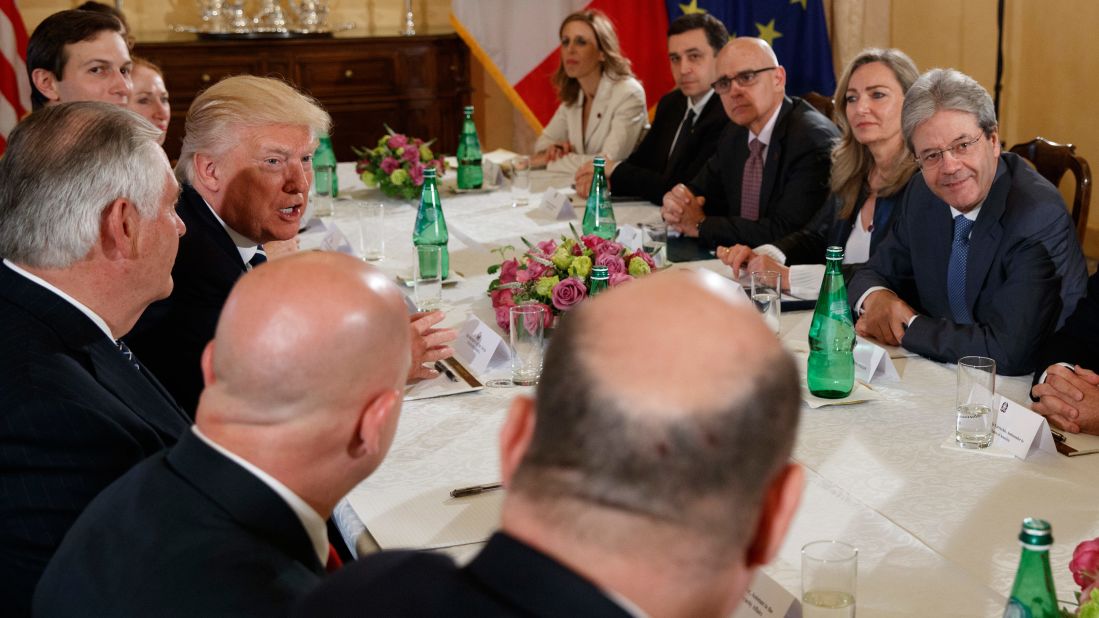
[667, 0, 836, 96]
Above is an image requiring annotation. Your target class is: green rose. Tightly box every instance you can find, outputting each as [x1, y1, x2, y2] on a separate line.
[420, 145, 434, 161]
[551, 247, 573, 270]
[628, 256, 651, 277]
[568, 255, 592, 278]
[534, 275, 560, 298]
[360, 171, 379, 188]
[389, 168, 409, 186]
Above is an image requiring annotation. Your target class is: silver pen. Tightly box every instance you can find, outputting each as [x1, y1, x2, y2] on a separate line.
[449, 482, 503, 498]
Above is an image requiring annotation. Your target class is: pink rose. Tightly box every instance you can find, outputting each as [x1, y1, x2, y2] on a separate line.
[581, 234, 604, 251]
[551, 277, 587, 311]
[409, 161, 425, 186]
[380, 157, 400, 174]
[1071, 538, 1099, 590]
[490, 287, 515, 308]
[403, 145, 421, 162]
[627, 249, 656, 269]
[494, 305, 511, 332]
[498, 258, 520, 284]
[517, 260, 550, 284]
[536, 239, 558, 255]
[595, 240, 624, 259]
[609, 272, 634, 287]
[387, 134, 409, 149]
[595, 253, 626, 275]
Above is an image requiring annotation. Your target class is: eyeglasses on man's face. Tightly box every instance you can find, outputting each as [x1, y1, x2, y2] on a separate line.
[711, 67, 777, 94]
[914, 134, 985, 169]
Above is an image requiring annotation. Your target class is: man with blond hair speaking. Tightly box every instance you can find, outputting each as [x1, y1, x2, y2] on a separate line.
[126, 76, 455, 414]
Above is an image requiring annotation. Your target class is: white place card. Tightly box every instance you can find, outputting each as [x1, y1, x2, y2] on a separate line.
[539, 187, 576, 220]
[616, 224, 643, 252]
[732, 570, 800, 618]
[452, 317, 510, 375]
[853, 337, 900, 384]
[319, 223, 352, 255]
[992, 395, 1058, 459]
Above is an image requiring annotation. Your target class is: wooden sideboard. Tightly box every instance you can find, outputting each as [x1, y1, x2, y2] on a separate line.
[134, 34, 470, 163]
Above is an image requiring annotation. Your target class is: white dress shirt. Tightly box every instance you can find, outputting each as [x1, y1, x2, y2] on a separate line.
[748, 102, 783, 160]
[202, 198, 261, 265]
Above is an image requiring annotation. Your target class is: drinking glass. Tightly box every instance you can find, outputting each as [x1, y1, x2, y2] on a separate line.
[358, 201, 384, 261]
[413, 245, 443, 311]
[955, 356, 996, 448]
[750, 271, 782, 334]
[511, 155, 531, 207]
[802, 540, 857, 618]
[509, 304, 546, 385]
[314, 165, 336, 217]
[640, 222, 667, 267]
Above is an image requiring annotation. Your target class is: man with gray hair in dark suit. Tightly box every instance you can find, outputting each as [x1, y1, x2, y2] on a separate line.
[0, 101, 189, 615]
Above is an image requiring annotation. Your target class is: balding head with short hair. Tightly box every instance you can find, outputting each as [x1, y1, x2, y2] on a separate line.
[196, 252, 411, 514]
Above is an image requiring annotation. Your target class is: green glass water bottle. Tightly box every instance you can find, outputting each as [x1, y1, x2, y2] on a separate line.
[413, 167, 449, 279]
[313, 133, 338, 197]
[588, 265, 609, 296]
[1003, 518, 1059, 618]
[807, 246, 855, 398]
[456, 105, 483, 190]
[582, 156, 616, 240]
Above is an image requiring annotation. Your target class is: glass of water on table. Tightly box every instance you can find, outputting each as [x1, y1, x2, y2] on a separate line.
[750, 271, 782, 334]
[955, 356, 996, 448]
[802, 540, 857, 617]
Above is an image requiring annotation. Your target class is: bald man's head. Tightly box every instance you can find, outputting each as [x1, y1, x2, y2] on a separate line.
[200, 252, 411, 427]
[510, 270, 800, 557]
[716, 37, 786, 133]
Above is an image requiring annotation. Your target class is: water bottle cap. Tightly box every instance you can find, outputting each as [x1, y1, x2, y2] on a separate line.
[464, 105, 474, 113]
[825, 245, 844, 259]
[423, 167, 436, 178]
[593, 156, 606, 167]
[1018, 518, 1053, 547]
[592, 265, 609, 278]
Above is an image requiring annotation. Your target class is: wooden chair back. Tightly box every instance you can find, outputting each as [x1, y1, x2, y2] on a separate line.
[1010, 136, 1091, 244]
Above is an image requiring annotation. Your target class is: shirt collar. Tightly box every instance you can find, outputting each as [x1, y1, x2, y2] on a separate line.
[748, 101, 783, 146]
[686, 89, 715, 116]
[3, 258, 115, 341]
[191, 426, 329, 565]
[202, 196, 261, 265]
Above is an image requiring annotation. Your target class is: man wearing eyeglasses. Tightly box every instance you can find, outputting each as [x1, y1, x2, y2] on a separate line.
[660, 37, 837, 249]
[849, 68, 1086, 375]
[574, 13, 729, 204]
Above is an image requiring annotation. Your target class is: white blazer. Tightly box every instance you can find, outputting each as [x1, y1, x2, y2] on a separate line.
[534, 73, 648, 175]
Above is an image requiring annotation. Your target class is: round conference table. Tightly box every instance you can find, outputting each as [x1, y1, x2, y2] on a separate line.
[309, 163, 1098, 617]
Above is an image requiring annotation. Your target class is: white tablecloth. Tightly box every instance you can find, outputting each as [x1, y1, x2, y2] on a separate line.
[321, 164, 1097, 616]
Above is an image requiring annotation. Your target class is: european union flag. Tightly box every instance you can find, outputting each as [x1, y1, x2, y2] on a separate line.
[665, 0, 836, 96]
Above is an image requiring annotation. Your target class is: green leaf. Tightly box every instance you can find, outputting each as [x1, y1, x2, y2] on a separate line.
[487, 264, 500, 275]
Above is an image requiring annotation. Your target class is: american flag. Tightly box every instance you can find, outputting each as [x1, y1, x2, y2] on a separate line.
[1, 0, 30, 156]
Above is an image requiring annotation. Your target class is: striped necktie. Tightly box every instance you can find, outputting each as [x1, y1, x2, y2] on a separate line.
[247, 245, 267, 271]
[115, 339, 141, 370]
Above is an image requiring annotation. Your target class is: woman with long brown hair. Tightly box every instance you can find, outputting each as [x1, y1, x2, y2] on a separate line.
[531, 9, 647, 175]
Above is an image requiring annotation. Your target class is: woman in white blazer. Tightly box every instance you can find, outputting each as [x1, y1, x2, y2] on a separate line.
[532, 9, 648, 175]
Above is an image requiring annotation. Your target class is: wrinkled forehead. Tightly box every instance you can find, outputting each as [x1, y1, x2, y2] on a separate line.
[234, 123, 318, 155]
[911, 109, 983, 150]
[719, 46, 768, 75]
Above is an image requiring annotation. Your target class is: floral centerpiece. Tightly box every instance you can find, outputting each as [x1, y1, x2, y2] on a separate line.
[487, 224, 656, 332]
[353, 125, 445, 200]
[1068, 538, 1099, 617]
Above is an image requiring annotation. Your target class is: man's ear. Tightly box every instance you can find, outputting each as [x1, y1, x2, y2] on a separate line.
[352, 388, 401, 459]
[745, 463, 804, 568]
[499, 395, 537, 487]
[192, 152, 222, 194]
[99, 198, 141, 260]
[200, 341, 216, 387]
[31, 69, 61, 104]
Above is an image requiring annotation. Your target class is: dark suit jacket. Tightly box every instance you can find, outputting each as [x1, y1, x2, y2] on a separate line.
[774, 186, 903, 281]
[35, 430, 325, 617]
[848, 153, 1088, 375]
[610, 89, 727, 205]
[0, 263, 189, 616]
[295, 532, 632, 617]
[1033, 270, 1099, 379]
[688, 96, 838, 249]
[125, 184, 250, 415]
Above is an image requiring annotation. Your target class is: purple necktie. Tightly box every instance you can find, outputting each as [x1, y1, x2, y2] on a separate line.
[740, 138, 765, 221]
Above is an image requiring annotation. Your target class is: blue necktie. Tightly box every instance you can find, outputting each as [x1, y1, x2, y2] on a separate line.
[115, 339, 141, 371]
[247, 245, 267, 270]
[947, 215, 975, 324]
